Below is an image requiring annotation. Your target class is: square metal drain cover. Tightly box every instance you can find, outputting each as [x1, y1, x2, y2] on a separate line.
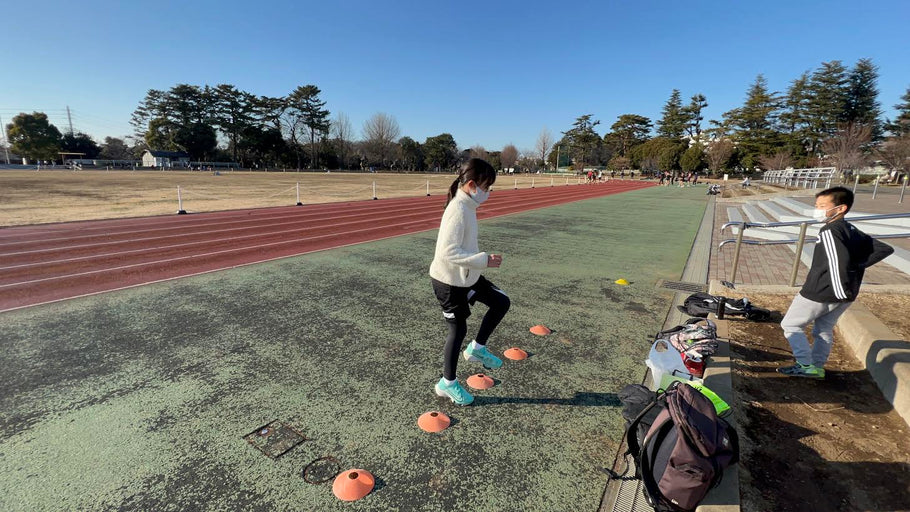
[655, 280, 707, 294]
[244, 420, 308, 459]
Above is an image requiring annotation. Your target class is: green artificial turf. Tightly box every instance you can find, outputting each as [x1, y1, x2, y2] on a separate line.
[0, 186, 706, 511]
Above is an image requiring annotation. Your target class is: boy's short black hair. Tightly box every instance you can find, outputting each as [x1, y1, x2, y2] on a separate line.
[816, 186, 854, 212]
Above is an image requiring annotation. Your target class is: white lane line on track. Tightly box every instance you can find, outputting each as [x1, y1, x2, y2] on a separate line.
[0, 185, 635, 286]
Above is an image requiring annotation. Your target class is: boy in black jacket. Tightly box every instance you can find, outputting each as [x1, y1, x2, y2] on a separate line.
[778, 187, 894, 379]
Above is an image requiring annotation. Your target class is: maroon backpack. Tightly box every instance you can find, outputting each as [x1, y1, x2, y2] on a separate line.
[621, 381, 739, 512]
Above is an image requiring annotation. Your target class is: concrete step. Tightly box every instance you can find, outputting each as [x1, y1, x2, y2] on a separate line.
[772, 196, 910, 229]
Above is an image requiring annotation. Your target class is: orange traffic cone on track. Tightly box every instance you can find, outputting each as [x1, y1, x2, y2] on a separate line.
[466, 373, 494, 390]
[504, 347, 528, 360]
[332, 469, 375, 501]
[417, 411, 451, 433]
[530, 325, 551, 336]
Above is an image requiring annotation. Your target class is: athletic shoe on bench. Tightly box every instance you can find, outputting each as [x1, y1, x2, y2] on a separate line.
[776, 363, 825, 379]
[435, 378, 474, 406]
[463, 344, 503, 369]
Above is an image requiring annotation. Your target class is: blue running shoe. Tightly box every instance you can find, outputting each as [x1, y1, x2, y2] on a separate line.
[463, 344, 503, 369]
[777, 363, 825, 379]
[435, 378, 474, 406]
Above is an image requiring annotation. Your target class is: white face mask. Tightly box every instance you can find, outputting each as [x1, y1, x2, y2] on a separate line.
[469, 186, 490, 204]
[812, 206, 839, 222]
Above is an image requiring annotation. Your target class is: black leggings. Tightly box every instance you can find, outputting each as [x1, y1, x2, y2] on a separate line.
[437, 278, 511, 380]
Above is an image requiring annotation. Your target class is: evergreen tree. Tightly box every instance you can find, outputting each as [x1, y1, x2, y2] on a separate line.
[607, 114, 652, 156]
[562, 114, 601, 172]
[779, 72, 813, 159]
[683, 94, 708, 140]
[726, 75, 783, 169]
[680, 145, 706, 173]
[806, 61, 850, 152]
[845, 58, 883, 140]
[657, 89, 687, 139]
[7, 112, 62, 162]
[288, 85, 330, 168]
[884, 86, 910, 136]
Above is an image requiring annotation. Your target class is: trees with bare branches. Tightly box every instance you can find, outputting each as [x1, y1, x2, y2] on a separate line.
[757, 150, 795, 171]
[876, 135, 910, 179]
[706, 139, 734, 172]
[470, 145, 488, 160]
[331, 112, 353, 169]
[821, 123, 872, 174]
[535, 128, 553, 170]
[500, 144, 518, 171]
[362, 112, 400, 168]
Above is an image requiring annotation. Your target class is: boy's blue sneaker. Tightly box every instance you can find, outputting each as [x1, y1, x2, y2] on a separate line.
[463, 344, 503, 369]
[435, 378, 474, 406]
[777, 363, 825, 379]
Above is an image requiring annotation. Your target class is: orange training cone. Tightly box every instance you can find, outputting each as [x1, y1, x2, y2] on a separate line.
[530, 325, 551, 336]
[417, 411, 451, 433]
[504, 347, 528, 360]
[466, 373, 494, 390]
[332, 469, 375, 501]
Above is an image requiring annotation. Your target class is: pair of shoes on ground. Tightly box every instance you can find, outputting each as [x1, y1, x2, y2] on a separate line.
[435, 345, 503, 406]
[777, 363, 825, 379]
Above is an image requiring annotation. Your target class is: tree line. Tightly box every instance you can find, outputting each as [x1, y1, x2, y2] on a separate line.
[4, 57, 909, 175]
[555, 58, 910, 177]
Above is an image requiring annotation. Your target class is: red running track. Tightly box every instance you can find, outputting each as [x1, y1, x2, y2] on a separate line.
[0, 180, 654, 312]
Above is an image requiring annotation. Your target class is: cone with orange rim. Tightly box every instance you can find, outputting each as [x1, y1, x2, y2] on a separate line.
[417, 411, 451, 433]
[504, 347, 528, 360]
[466, 373, 494, 390]
[530, 325, 551, 336]
[332, 469, 375, 501]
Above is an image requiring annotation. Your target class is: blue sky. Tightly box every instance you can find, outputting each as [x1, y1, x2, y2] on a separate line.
[2, 0, 908, 152]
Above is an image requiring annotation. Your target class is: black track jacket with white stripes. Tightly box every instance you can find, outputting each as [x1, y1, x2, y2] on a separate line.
[800, 218, 894, 303]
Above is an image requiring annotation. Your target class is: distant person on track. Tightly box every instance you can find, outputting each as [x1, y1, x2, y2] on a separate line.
[777, 187, 893, 379]
[429, 158, 510, 406]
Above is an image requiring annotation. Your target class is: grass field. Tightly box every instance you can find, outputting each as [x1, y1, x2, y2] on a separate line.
[0, 186, 707, 511]
[0, 170, 591, 227]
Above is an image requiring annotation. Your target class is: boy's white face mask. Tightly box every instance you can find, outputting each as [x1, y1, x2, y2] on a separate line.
[812, 206, 839, 222]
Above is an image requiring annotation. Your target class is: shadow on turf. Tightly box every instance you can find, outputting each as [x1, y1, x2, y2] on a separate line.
[472, 392, 620, 407]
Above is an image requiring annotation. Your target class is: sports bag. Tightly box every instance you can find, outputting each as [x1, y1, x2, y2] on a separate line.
[614, 381, 740, 512]
[657, 318, 719, 358]
[677, 293, 771, 321]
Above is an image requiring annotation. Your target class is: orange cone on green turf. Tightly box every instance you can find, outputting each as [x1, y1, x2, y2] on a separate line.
[504, 347, 528, 360]
[530, 325, 551, 335]
[333, 469, 375, 501]
[467, 373, 494, 390]
[615, 278, 630, 286]
[417, 411, 451, 433]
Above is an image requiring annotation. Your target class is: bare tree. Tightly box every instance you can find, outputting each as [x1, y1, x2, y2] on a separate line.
[757, 150, 795, 171]
[501, 144, 519, 171]
[332, 112, 353, 169]
[875, 135, 910, 180]
[821, 123, 872, 175]
[535, 128, 553, 170]
[706, 139, 734, 173]
[362, 112, 400, 168]
[470, 145, 488, 160]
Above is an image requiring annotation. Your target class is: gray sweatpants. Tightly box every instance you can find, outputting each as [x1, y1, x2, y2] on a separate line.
[780, 293, 852, 367]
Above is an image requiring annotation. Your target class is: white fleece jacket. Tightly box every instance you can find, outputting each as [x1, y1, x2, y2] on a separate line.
[429, 189, 488, 287]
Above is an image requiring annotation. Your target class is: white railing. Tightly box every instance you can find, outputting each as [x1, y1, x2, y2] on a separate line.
[763, 167, 836, 189]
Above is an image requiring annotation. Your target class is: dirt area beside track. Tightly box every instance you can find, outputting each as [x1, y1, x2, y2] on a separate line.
[724, 293, 910, 512]
[0, 170, 592, 226]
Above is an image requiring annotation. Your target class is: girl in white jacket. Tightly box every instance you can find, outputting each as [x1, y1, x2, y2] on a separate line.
[430, 158, 510, 406]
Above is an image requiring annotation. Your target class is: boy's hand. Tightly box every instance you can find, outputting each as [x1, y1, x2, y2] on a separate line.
[487, 254, 503, 268]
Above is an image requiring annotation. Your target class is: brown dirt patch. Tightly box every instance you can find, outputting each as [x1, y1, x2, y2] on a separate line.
[725, 293, 910, 512]
[858, 293, 910, 341]
[0, 170, 581, 227]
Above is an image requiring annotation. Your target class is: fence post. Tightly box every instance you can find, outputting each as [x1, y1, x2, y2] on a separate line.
[373, 181, 378, 200]
[872, 176, 880, 199]
[514, 178, 517, 190]
[177, 186, 187, 214]
[789, 222, 809, 287]
[852, 174, 859, 194]
[531, 178, 535, 188]
[551, 177, 554, 187]
[901, 176, 908, 204]
[296, 182, 303, 206]
[729, 224, 745, 283]
[426, 180, 430, 197]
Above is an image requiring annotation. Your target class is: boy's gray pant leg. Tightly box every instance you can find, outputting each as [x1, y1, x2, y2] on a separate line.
[780, 293, 851, 366]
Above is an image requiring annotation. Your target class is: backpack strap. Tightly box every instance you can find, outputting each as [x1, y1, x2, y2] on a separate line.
[605, 389, 666, 481]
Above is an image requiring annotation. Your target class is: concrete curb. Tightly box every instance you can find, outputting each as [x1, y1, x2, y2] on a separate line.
[709, 279, 910, 427]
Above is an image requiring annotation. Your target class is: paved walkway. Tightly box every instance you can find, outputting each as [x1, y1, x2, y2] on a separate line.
[711, 186, 910, 286]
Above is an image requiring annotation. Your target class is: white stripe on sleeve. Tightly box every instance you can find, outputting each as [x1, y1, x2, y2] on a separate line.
[822, 230, 847, 300]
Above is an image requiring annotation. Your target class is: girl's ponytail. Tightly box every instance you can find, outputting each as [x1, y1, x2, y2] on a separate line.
[445, 178, 461, 208]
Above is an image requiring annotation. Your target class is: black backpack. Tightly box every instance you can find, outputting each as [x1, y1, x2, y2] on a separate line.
[677, 292, 771, 322]
[611, 382, 740, 512]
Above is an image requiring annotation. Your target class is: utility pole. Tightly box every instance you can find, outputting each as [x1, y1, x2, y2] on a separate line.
[0, 114, 10, 164]
[66, 105, 74, 135]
